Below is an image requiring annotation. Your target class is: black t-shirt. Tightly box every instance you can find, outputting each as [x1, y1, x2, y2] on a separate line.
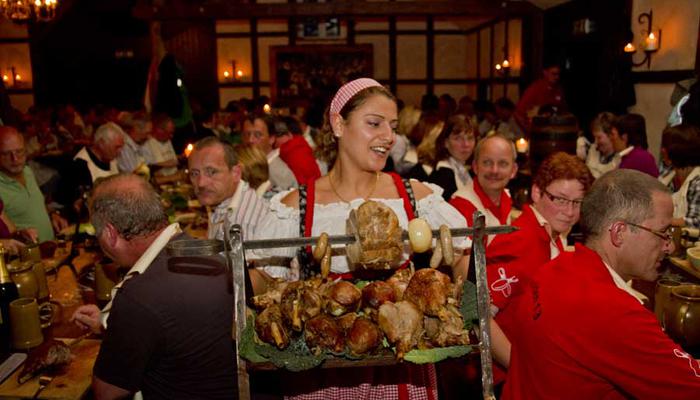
[93, 240, 236, 399]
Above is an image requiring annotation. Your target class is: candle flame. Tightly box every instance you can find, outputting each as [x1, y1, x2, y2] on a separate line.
[495, 64, 502, 71]
[648, 32, 656, 40]
[236, 70, 243, 78]
[502, 59, 510, 68]
[263, 104, 271, 113]
[624, 42, 636, 53]
[223, 70, 230, 78]
[184, 143, 194, 157]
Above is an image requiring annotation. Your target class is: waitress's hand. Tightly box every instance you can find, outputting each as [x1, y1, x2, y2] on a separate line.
[50, 211, 69, 232]
[71, 304, 103, 334]
[0, 238, 25, 255]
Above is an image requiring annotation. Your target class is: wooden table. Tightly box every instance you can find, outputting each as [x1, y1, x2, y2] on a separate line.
[0, 245, 101, 399]
[669, 256, 700, 281]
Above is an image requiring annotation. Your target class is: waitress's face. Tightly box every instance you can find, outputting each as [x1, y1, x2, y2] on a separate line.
[335, 94, 398, 172]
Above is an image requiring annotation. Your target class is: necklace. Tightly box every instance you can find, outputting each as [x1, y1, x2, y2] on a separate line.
[329, 171, 380, 204]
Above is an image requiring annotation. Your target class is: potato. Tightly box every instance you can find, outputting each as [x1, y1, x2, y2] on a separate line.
[408, 218, 433, 253]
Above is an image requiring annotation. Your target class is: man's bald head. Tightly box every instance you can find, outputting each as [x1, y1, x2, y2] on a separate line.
[0, 126, 27, 177]
[90, 173, 168, 241]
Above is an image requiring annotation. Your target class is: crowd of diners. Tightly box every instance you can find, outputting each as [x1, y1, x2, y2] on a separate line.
[0, 74, 698, 399]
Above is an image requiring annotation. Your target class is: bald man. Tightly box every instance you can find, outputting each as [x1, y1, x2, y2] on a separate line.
[0, 126, 67, 241]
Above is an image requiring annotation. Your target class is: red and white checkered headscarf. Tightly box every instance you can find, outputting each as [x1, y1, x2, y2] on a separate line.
[329, 78, 383, 115]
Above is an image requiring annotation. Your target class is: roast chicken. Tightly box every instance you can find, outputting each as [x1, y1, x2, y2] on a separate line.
[346, 317, 383, 356]
[255, 304, 290, 349]
[304, 314, 345, 354]
[377, 300, 424, 360]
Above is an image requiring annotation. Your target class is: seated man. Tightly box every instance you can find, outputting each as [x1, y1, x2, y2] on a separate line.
[0, 126, 67, 241]
[242, 113, 297, 190]
[71, 174, 236, 399]
[142, 113, 179, 177]
[450, 134, 517, 242]
[502, 169, 700, 399]
[188, 136, 269, 241]
[116, 112, 150, 173]
[58, 122, 124, 218]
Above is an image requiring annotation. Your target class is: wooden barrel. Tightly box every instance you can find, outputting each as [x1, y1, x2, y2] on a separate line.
[530, 114, 579, 174]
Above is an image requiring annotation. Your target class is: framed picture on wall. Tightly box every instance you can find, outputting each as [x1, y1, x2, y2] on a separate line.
[270, 44, 373, 109]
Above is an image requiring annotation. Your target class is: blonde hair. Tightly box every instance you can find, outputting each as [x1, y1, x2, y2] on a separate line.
[234, 144, 269, 190]
[398, 106, 421, 137]
[416, 121, 444, 165]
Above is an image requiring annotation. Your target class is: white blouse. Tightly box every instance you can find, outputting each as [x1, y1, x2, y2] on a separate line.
[250, 182, 470, 280]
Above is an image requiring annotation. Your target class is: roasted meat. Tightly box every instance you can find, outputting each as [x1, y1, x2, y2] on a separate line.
[362, 281, 397, 309]
[346, 317, 383, 356]
[346, 200, 403, 270]
[336, 312, 357, 334]
[386, 268, 413, 301]
[280, 281, 324, 331]
[324, 280, 362, 317]
[423, 304, 470, 347]
[378, 300, 424, 360]
[255, 304, 290, 349]
[304, 314, 345, 354]
[18, 339, 72, 384]
[404, 268, 452, 317]
[250, 279, 289, 310]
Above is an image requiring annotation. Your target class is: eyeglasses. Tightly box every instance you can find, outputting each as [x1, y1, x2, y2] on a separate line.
[624, 221, 672, 242]
[188, 167, 222, 179]
[0, 149, 25, 159]
[542, 189, 583, 208]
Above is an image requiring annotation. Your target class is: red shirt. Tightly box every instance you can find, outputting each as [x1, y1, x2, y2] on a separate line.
[278, 135, 321, 185]
[449, 179, 512, 226]
[486, 204, 557, 384]
[502, 244, 700, 400]
[514, 78, 566, 130]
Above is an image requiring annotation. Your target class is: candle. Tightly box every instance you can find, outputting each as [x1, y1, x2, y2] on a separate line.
[495, 64, 502, 71]
[223, 70, 230, 79]
[502, 59, 510, 69]
[14, 74, 21, 82]
[644, 32, 658, 51]
[263, 104, 271, 114]
[184, 143, 194, 157]
[624, 42, 636, 53]
[2, 75, 7, 82]
[516, 138, 528, 154]
[236, 70, 243, 78]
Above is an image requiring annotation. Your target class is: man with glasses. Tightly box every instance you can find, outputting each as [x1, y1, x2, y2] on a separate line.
[502, 169, 700, 399]
[188, 136, 268, 242]
[71, 174, 236, 399]
[0, 126, 67, 241]
[485, 152, 593, 387]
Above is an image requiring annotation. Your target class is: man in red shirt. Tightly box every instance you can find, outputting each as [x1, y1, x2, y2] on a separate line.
[515, 64, 566, 132]
[450, 134, 517, 242]
[274, 116, 322, 185]
[502, 169, 700, 399]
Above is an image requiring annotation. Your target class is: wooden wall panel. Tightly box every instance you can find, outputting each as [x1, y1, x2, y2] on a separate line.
[434, 35, 468, 79]
[396, 84, 426, 107]
[356, 35, 390, 79]
[397, 35, 426, 79]
[257, 36, 289, 82]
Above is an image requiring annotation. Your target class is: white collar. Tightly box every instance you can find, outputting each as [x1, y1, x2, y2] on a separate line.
[267, 148, 280, 163]
[216, 180, 247, 214]
[530, 204, 568, 246]
[602, 261, 645, 304]
[100, 223, 182, 327]
[619, 146, 635, 157]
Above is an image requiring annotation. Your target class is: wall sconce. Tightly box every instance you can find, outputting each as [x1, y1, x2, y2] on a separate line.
[495, 59, 511, 74]
[624, 10, 661, 69]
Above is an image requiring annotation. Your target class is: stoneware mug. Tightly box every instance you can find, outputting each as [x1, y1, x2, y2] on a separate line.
[9, 297, 44, 350]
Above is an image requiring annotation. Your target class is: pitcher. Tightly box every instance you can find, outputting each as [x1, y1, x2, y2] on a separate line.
[667, 284, 700, 354]
[654, 279, 684, 330]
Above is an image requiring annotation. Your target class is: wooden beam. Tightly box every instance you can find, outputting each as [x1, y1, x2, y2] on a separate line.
[134, 1, 540, 20]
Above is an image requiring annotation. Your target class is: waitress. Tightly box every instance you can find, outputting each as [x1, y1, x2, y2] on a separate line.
[250, 78, 475, 398]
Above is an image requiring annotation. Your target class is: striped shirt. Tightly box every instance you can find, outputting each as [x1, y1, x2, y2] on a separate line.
[117, 133, 146, 173]
[207, 180, 269, 242]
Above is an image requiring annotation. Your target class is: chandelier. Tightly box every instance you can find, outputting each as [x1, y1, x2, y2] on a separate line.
[0, 0, 57, 23]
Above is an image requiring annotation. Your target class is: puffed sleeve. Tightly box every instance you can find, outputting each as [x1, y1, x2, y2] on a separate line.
[416, 182, 471, 249]
[247, 190, 300, 280]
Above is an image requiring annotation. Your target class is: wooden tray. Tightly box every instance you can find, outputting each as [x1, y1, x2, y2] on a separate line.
[0, 339, 100, 400]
